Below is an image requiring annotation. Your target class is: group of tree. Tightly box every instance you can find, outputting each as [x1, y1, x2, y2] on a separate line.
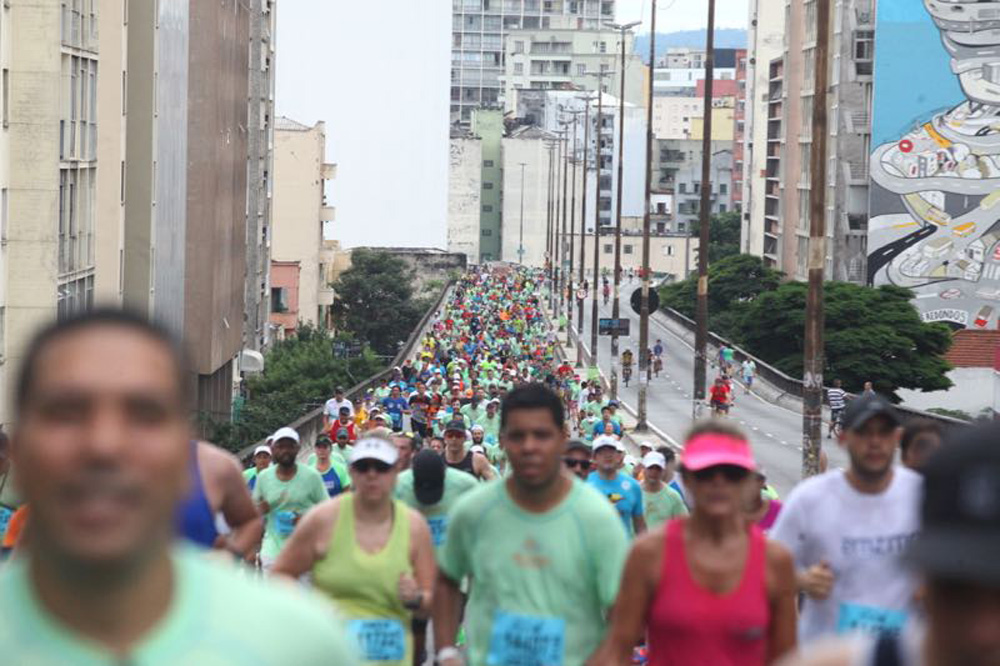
[659, 254, 954, 401]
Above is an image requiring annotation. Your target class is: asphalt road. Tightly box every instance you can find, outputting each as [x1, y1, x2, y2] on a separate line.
[570, 279, 849, 498]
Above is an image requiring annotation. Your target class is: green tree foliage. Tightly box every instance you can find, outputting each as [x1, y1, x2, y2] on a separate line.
[736, 282, 953, 401]
[204, 324, 381, 453]
[691, 210, 742, 263]
[331, 249, 429, 356]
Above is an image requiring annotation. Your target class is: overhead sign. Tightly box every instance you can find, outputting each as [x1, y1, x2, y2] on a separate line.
[599, 318, 631, 336]
[630, 287, 661, 316]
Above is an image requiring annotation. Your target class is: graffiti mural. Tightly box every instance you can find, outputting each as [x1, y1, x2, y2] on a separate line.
[869, 0, 1000, 329]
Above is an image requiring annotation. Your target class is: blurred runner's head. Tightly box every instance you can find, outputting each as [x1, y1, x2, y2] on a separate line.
[12, 309, 191, 572]
[500, 384, 567, 490]
[681, 421, 755, 519]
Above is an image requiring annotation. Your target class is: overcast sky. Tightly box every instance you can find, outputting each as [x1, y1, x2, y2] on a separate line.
[275, 1, 747, 250]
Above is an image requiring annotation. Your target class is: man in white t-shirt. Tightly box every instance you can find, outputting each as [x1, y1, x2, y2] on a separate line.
[772, 393, 922, 644]
[322, 386, 353, 432]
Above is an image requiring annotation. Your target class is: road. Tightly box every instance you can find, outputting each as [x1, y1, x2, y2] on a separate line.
[567, 279, 849, 498]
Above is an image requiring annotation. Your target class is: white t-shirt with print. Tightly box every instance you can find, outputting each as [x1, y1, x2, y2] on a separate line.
[323, 398, 354, 419]
[771, 467, 922, 644]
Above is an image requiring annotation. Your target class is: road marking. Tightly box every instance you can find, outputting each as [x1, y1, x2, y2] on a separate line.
[765, 432, 774, 438]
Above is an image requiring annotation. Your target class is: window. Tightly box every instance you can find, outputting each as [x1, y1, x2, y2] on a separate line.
[600, 63, 610, 73]
[484, 182, 494, 190]
[514, 40, 525, 54]
[854, 30, 874, 75]
[719, 204, 727, 212]
[599, 42, 607, 53]
[577, 64, 586, 76]
[720, 183, 728, 194]
[482, 205, 494, 212]
[514, 62, 524, 75]
[624, 244, 633, 255]
[484, 160, 494, 167]
[667, 245, 674, 256]
[603, 244, 613, 253]
[0, 188, 6, 243]
[1, 68, 8, 128]
[482, 229, 493, 236]
[271, 287, 288, 313]
[678, 183, 687, 193]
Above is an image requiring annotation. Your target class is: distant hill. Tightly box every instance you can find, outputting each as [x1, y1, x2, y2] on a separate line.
[634, 29, 748, 64]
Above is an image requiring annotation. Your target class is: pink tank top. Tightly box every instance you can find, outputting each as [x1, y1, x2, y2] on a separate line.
[648, 519, 770, 666]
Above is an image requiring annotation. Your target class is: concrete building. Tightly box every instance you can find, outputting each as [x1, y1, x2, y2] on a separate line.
[244, 0, 278, 353]
[500, 19, 645, 112]
[652, 49, 739, 97]
[451, 0, 616, 124]
[742, 0, 873, 282]
[733, 49, 748, 211]
[500, 127, 557, 267]
[690, 99, 736, 142]
[581, 231, 699, 281]
[122, 0, 254, 423]
[270, 118, 337, 339]
[472, 110, 504, 261]
[447, 130, 483, 264]
[652, 96, 704, 140]
[653, 139, 733, 233]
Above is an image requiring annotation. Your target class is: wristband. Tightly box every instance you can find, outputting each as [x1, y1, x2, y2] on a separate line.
[403, 590, 424, 610]
[436, 646, 463, 663]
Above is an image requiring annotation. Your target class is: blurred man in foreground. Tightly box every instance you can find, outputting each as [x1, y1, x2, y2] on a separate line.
[0, 310, 356, 664]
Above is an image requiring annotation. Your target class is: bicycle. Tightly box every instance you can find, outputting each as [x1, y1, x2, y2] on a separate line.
[829, 409, 844, 439]
[622, 364, 633, 388]
[653, 355, 663, 377]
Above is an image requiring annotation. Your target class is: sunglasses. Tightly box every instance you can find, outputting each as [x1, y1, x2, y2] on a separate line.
[563, 458, 592, 470]
[352, 459, 394, 474]
[691, 464, 751, 483]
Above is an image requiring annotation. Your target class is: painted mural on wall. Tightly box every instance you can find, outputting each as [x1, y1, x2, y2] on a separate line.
[869, 0, 1000, 329]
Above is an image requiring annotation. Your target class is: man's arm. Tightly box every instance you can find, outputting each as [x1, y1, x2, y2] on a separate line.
[216, 452, 263, 557]
[766, 541, 799, 664]
[631, 486, 647, 535]
[474, 452, 497, 480]
[431, 574, 465, 666]
[272, 503, 330, 579]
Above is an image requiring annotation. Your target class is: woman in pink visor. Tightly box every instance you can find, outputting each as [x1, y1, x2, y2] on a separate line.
[588, 421, 798, 666]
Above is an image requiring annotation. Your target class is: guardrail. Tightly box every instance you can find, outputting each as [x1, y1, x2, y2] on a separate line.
[237, 281, 455, 460]
[657, 307, 969, 429]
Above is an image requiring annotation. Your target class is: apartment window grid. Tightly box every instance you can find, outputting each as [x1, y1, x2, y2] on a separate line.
[60, 54, 98, 162]
[58, 167, 96, 277]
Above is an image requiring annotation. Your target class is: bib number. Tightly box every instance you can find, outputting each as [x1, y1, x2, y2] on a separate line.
[274, 510, 297, 538]
[837, 603, 909, 635]
[487, 610, 565, 666]
[348, 618, 406, 662]
[428, 516, 449, 547]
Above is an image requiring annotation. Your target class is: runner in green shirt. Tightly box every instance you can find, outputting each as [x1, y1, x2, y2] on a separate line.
[433, 384, 628, 666]
[639, 451, 688, 529]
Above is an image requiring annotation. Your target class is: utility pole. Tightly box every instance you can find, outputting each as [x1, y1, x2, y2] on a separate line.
[587, 69, 614, 370]
[546, 141, 558, 310]
[606, 20, 641, 401]
[576, 92, 594, 369]
[803, 0, 831, 478]
[564, 108, 584, 349]
[693, 0, 716, 419]
[558, 124, 570, 331]
[637, 0, 657, 433]
[518, 162, 527, 264]
[554, 131, 567, 316]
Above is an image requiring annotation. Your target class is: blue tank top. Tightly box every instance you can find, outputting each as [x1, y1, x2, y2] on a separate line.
[176, 441, 220, 548]
[320, 466, 343, 497]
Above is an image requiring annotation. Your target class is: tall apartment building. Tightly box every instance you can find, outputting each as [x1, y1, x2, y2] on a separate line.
[652, 48, 738, 97]
[270, 118, 337, 339]
[245, 0, 277, 353]
[653, 139, 733, 233]
[451, 0, 616, 124]
[732, 49, 747, 210]
[500, 18, 644, 112]
[743, 0, 873, 282]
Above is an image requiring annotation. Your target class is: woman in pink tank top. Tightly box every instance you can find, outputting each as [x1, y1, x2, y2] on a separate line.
[588, 422, 798, 666]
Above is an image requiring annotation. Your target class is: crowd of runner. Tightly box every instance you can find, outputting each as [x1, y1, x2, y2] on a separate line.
[0, 265, 996, 666]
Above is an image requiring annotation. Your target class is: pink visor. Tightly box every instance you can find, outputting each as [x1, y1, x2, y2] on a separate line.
[681, 433, 756, 472]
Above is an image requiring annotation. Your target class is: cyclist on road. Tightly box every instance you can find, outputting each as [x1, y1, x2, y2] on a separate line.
[827, 379, 847, 439]
[709, 375, 733, 417]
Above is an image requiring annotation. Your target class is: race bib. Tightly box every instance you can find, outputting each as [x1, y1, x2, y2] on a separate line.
[837, 602, 909, 635]
[427, 515, 448, 547]
[274, 510, 297, 538]
[348, 618, 406, 662]
[487, 610, 565, 666]
[0, 507, 11, 540]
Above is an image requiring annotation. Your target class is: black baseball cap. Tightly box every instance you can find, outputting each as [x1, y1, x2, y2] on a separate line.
[566, 439, 591, 455]
[412, 449, 446, 505]
[842, 393, 899, 432]
[906, 423, 1000, 585]
[444, 418, 467, 434]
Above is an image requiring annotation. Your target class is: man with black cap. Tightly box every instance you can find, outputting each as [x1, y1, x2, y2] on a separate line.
[395, 449, 479, 665]
[442, 418, 496, 481]
[772, 393, 922, 644]
[781, 422, 1000, 666]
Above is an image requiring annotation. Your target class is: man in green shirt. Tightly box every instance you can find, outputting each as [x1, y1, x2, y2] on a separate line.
[0, 310, 357, 664]
[433, 384, 628, 666]
[253, 427, 328, 571]
[242, 443, 272, 491]
[639, 451, 688, 528]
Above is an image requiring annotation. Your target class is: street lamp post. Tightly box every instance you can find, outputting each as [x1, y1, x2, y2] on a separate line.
[576, 92, 594, 369]
[636, 0, 658, 433]
[564, 108, 584, 349]
[518, 162, 527, 264]
[557, 124, 570, 330]
[587, 70, 613, 371]
[545, 140, 558, 310]
[606, 19, 641, 401]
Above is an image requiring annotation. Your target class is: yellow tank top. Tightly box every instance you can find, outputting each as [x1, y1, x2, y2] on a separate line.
[313, 494, 413, 665]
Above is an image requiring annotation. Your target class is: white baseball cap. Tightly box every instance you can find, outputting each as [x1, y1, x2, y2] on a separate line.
[642, 451, 667, 469]
[593, 435, 624, 453]
[253, 445, 272, 457]
[470, 424, 485, 433]
[349, 437, 400, 466]
[639, 441, 655, 451]
[271, 427, 300, 445]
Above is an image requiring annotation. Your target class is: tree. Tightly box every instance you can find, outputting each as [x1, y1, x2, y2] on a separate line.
[690, 210, 742, 263]
[659, 254, 784, 338]
[331, 249, 428, 356]
[204, 324, 381, 453]
[736, 282, 953, 401]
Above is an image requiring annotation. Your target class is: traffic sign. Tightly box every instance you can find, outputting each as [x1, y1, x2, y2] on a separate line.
[630, 287, 660, 316]
[599, 318, 631, 336]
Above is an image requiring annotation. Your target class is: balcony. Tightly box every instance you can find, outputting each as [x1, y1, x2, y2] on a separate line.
[322, 163, 337, 180]
[320, 206, 336, 222]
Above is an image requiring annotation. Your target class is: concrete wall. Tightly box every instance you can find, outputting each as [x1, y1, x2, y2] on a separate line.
[447, 138, 482, 264]
[272, 120, 327, 330]
[897, 367, 998, 417]
[500, 136, 553, 267]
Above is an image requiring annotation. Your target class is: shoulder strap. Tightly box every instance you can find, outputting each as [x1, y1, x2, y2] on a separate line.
[873, 633, 902, 666]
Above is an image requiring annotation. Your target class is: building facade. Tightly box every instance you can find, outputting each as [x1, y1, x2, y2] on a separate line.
[451, 0, 616, 124]
[653, 139, 734, 233]
[447, 131, 483, 264]
[732, 49, 747, 210]
[270, 118, 337, 339]
[500, 127, 556, 267]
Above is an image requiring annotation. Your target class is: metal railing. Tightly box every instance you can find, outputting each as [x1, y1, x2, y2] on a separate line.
[237, 281, 455, 460]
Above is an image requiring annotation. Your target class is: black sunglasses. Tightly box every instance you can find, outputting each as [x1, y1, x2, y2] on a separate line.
[692, 465, 750, 483]
[563, 458, 592, 470]
[352, 459, 394, 474]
